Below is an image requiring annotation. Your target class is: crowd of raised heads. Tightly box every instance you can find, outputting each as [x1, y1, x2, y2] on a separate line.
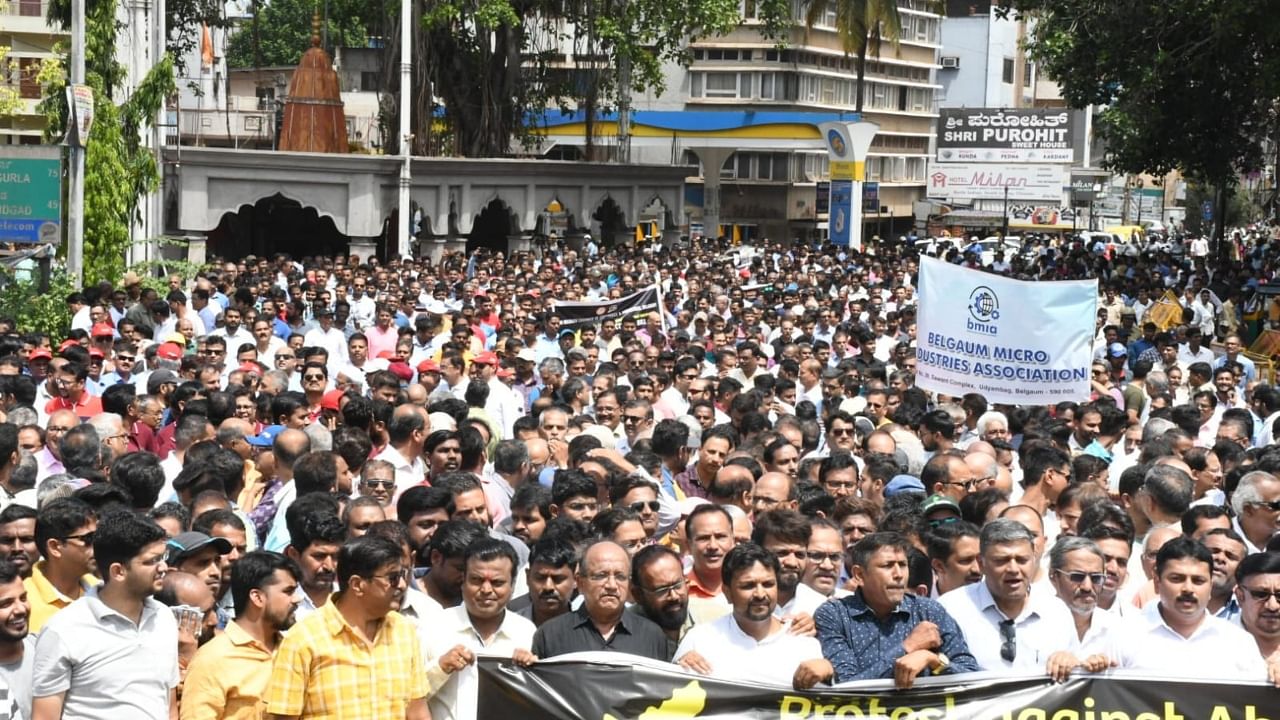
[0, 227, 1276, 719]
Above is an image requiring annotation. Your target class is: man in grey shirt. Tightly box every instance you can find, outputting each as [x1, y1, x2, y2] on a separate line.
[32, 512, 179, 720]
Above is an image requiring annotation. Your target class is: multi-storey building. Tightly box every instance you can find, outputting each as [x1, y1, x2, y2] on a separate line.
[0, 0, 64, 143]
[535, 0, 942, 243]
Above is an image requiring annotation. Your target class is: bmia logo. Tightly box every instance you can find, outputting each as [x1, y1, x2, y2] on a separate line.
[827, 129, 848, 157]
[967, 285, 999, 335]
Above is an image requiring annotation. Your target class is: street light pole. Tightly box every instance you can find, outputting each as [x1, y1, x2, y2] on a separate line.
[67, 0, 85, 287]
[395, 0, 412, 259]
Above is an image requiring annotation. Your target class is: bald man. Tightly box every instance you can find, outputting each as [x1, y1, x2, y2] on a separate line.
[159, 570, 219, 662]
[710, 465, 754, 514]
[406, 383, 429, 406]
[864, 430, 896, 456]
[752, 472, 796, 518]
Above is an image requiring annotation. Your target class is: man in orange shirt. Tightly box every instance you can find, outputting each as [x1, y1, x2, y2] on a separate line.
[43, 361, 102, 422]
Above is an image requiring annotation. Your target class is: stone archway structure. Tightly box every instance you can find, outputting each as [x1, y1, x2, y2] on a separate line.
[166, 147, 688, 260]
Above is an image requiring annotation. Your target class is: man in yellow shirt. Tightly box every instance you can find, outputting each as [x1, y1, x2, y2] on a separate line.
[182, 551, 301, 720]
[25, 497, 98, 633]
[266, 534, 429, 720]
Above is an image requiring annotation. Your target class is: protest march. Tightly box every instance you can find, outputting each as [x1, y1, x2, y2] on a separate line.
[0, 228, 1277, 719]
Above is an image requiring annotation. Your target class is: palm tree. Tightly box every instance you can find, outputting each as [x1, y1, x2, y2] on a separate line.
[802, 0, 908, 114]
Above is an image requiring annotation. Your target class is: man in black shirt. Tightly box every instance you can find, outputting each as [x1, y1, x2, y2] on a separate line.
[531, 540, 670, 661]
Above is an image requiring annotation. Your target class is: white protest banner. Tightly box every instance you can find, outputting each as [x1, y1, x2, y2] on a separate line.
[915, 256, 1096, 404]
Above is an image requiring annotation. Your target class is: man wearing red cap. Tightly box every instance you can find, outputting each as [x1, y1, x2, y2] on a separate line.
[470, 351, 519, 439]
[416, 359, 441, 395]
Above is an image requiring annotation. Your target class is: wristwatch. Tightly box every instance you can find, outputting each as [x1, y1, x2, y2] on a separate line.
[931, 652, 951, 674]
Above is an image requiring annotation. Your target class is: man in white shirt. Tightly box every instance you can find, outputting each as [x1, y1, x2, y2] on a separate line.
[939, 518, 1077, 672]
[674, 543, 823, 686]
[1114, 536, 1267, 681]
[1176, 327, 1215, 367]
[1048, 536, 1122, 662]
[374, 405, 428, 493]
[207, 306, 254, 349]
[425, 539, 536, 720]
[302, 307, 349, 369]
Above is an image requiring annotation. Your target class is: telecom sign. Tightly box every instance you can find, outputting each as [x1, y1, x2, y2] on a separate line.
[0, 146, 62, 244]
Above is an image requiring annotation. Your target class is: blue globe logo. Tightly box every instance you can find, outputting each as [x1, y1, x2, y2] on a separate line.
[968, 286, 1000, 323]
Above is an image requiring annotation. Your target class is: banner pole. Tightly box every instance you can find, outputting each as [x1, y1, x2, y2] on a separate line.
[655, 271, 669, 332]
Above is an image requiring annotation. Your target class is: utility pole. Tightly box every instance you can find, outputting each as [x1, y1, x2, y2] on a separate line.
[395, 0, 412, 259]
[1002, 184, 1010, 237]
[67, 0, 86, 287]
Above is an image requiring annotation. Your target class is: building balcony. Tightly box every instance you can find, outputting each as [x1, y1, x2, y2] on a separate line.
[0, 0, 66, 37]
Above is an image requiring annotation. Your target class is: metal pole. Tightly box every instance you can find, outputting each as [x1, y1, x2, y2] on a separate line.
[67, 0, 86, 287]
[1002, 184, 1009, 236]
[395, 0, 412, 259]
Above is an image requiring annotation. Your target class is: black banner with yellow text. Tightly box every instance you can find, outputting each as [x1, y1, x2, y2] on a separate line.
[478, 656, 1277, 720]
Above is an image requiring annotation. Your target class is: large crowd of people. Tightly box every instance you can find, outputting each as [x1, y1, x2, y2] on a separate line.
[0, 227, 1277, 719]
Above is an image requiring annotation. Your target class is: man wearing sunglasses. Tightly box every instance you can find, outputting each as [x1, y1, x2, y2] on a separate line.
[1232, 470, 1280, 555]
[1235, 551, 1280, 683]
[1047, 536, 1119, 671]
[26, 498, 98, 634]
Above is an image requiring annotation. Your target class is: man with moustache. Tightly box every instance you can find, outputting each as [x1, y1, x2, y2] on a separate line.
[0, 506, 37, 579]
[532, 540, 669, 660]
[1115, 537, 1267, 681]
[673, 543, 823, 686]
[939, 519, 1077, 672]
[805, 532, 978, 689]
[0, 559, 33, 720]
[684, 505, 736, 624]
[510, 538, 576, 627]
[181, 551, 302, 720]
[424, 539, 536, 720]
[1236, 551, 1280, 684]
[1046, 536, 1120, 668]
[630, 545, 694, 654]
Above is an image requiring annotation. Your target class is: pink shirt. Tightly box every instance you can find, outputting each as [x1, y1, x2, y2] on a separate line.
[365, 324, 400, 360]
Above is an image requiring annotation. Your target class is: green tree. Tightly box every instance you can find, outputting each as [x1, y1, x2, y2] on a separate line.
[44, 0, 176, 284]
[801, 0, 906, 114]
[419, 0, 793, 157]
[999, 0, 1280, 249]
[226, 0, 374, 68]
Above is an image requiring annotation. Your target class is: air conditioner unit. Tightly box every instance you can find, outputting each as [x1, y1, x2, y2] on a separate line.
[941, 56, 960, 69]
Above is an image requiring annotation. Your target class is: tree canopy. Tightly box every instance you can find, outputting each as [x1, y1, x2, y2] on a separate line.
[226, 0, 374, 68]
[1001, 0, 1280, 184]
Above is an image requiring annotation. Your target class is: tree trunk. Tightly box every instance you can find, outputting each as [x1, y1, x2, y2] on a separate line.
[855, 40, 868, 114]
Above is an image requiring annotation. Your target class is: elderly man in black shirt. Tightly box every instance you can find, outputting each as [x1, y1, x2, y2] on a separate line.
[531, 540, 670, 661]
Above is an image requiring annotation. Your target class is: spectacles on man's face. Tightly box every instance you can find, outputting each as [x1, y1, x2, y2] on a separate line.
[1249, 499, 1280, 512]
[363, 478, 395, 490]
[629, 500, 660, 513]
[368, 568, 410, 586]
[1053, 569, 1105, 586]
[640, 578, 686, 597]
[63, 531, 95, 546]
[1242, 586, 1280, 604]
[622, 414, 648, 425]
[303, 374, 325, 381]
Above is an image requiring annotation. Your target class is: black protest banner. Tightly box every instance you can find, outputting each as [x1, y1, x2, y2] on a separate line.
[553, 287, 660, 328]
[478, 657, 1278, 720]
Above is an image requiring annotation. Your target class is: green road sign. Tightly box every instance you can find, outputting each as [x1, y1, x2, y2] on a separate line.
[0, 146, 62, 244]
